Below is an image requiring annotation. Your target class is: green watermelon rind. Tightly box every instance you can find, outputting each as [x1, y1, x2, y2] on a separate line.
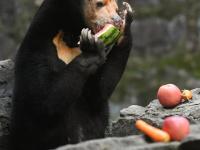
[98, 25, 121, 46]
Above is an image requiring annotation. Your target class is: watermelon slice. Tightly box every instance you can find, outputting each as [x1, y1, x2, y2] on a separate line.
[95, 24, 121, 47]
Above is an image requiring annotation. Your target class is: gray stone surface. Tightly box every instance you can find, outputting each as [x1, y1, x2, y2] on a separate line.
[56, 111, 200, 150]
[179, 124, 200, 150]
[56, 135, 180, 150]
[111, 88, 200, 137]
[0, 60, 13, 150]
[57, 124, 200, 150]
[0, 59, 14, 98]
[56, 88, 200, 150]
[132, 16, 186, 55]
[0, 0, 38, 60]
[0, 0, 17, 60]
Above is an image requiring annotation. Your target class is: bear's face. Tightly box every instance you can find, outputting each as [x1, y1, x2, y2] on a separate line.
[83, 0, 124, 33]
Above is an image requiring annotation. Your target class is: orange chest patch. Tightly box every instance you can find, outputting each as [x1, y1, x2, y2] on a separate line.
[53, 31, 81, 64]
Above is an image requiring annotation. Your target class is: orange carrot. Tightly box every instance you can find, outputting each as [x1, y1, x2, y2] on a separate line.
[181, 90, 192, 100]
[135, 120, 170, 142]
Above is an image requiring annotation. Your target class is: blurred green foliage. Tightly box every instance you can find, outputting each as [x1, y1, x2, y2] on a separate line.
[13, 0, 38, 43]
[135, 0, 200, 20]
[110, 0, 200, 108]
[112, 49, 200, 106]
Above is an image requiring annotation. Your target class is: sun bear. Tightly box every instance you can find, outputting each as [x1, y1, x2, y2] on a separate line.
[10, 0, 133, 150]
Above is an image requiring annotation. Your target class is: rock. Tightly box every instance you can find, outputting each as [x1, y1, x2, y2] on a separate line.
[0, 60, 13, 150]
[111, 105, 146, 136]
[0, 0, 39, 60]
[56, 89, 200, 150]
[35, 0, 44, 6]
[0, 0, 16, 60]
[55, 124, 200, 150]
[179, 134, 200, 150]
[56, 135, 179, 150]
[0, 97, 11, 150]
[111, 88, 200, 137]
[179, 124, 200, 150]
[0, 59, 14, 98]
[120, 105, 146, 117]
[132, 16, 186, 55]
[134, 0, 160, 6]
[0, 34, 16, 60]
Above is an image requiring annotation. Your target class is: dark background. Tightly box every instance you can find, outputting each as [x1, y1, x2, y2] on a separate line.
[0, 0, 200, 119]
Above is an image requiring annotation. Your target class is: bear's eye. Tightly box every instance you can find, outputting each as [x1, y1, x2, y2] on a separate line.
[96, 1, 104, 8]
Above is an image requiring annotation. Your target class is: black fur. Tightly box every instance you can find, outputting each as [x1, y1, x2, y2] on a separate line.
[10, 0, 133, 150]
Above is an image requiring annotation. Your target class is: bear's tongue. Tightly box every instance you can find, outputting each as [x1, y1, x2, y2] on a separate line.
[94, 25, 105, 34]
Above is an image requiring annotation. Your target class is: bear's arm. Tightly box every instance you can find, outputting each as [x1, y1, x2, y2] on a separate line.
[99, 34, 132, 100]
[94, 9, 134, 101]
[82, 33, 132, 110]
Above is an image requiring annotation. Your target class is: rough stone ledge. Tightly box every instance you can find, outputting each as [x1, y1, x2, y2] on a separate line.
[0, 60, 13, 150]
[56, 88, 200, 150]
[111, 88, 200, 137]
[56, 135, 179, 150]
[56, 124, 200, 150]
[0, 59, 14, 98]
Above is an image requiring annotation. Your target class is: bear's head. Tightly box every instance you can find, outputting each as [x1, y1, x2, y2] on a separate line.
[83, 0, 126, 33]
[53, 0, 132, 64]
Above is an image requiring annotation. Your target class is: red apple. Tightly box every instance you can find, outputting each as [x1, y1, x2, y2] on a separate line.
[162, 116, 190, 141]
[157, 84, 182, 108]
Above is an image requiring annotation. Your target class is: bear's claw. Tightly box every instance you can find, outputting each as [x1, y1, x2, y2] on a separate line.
[123, 2, 133, 14]
[80, 28, 106, 56]
[123, 2, 134, 23]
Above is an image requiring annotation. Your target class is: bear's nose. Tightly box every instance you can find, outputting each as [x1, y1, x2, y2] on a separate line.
[112, 15, 121, 22]
[112, 15, 123, 27]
